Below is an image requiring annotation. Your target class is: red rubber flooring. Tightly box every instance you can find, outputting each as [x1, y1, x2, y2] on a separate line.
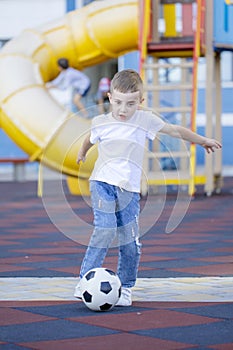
[0, 179, 233, 350]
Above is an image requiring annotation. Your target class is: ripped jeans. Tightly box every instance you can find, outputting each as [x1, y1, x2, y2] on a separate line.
[80, 180, 141, 288]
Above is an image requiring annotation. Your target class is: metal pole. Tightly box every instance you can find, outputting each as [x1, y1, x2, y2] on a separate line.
[204, 0, 214, 196]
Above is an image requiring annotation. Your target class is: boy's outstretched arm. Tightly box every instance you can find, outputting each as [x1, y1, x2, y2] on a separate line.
[160, 123, 222, 153]
[77, 132, 93, 164]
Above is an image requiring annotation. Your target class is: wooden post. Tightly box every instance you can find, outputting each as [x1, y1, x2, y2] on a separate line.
[151, 0, 160, 42]
[214, 51, 223, 193]
[180, 58, 190, 175]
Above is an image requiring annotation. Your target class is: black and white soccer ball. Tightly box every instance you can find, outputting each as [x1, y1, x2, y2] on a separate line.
[80, 267, 122, 311]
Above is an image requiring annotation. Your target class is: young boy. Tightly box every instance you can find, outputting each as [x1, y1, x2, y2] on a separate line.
[74, 69, 222, 306]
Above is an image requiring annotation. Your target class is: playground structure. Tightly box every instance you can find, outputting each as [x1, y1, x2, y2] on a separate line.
[0, 0, 232, 195]
[139, 0, 233, 196]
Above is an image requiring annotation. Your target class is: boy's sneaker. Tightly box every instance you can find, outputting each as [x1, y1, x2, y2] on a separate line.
[74, 280, 82, 299]
[115, 287, 132, 307]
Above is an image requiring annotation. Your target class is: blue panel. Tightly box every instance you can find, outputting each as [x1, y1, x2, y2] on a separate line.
[196, 126, 233, 165]
[198, 87, 233, 114]
[66, 0, 76, 12]
[118, 52, 140, 72]
[0, 130, 27, 158]
[214, 0, 233, 48]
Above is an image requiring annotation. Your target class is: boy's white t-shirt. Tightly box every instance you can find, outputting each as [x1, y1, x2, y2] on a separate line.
[89, 110, 165, 193]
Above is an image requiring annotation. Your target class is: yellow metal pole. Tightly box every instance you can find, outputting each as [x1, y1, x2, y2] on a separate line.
[189, 0, 202, 196]
[139, 0, 151, 195]
[164, 4, 177, 37]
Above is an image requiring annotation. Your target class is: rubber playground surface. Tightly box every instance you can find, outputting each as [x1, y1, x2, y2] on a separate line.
[0, 178, 233, 350]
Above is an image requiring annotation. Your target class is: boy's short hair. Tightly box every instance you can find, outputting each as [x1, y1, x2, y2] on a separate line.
[110, 69, 143, 98]
[57, 58, 69, 69]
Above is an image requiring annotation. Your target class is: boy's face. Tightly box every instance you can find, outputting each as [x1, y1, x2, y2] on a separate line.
[108, 89, 143, 122]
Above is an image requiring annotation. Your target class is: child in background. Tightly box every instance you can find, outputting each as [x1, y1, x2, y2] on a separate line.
[96, 77, 111, 113]
[47, 58, 91, 117]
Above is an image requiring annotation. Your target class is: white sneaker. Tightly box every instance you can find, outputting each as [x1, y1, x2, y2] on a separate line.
[115, 287, 132, 307]
[74, 280, 82, 299]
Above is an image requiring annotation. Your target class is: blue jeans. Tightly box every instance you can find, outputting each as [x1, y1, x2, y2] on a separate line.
[80, 181, 141, 288]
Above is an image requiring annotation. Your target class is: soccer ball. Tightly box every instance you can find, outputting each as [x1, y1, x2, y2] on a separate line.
[80, 268, 122, 311]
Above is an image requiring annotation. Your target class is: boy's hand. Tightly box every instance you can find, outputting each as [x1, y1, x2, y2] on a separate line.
[201, 138, 222, 154]
[77, 150, 86, 164]
[45, 83, 53, 89]
[76, 133, 92, 164]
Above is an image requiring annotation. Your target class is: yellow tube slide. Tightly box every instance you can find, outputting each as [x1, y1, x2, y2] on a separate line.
[0, 0, 138, 178]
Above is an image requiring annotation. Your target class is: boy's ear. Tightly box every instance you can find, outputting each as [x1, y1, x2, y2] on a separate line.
[140, 97, 145, 104]
[107, 92, 112, 102]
